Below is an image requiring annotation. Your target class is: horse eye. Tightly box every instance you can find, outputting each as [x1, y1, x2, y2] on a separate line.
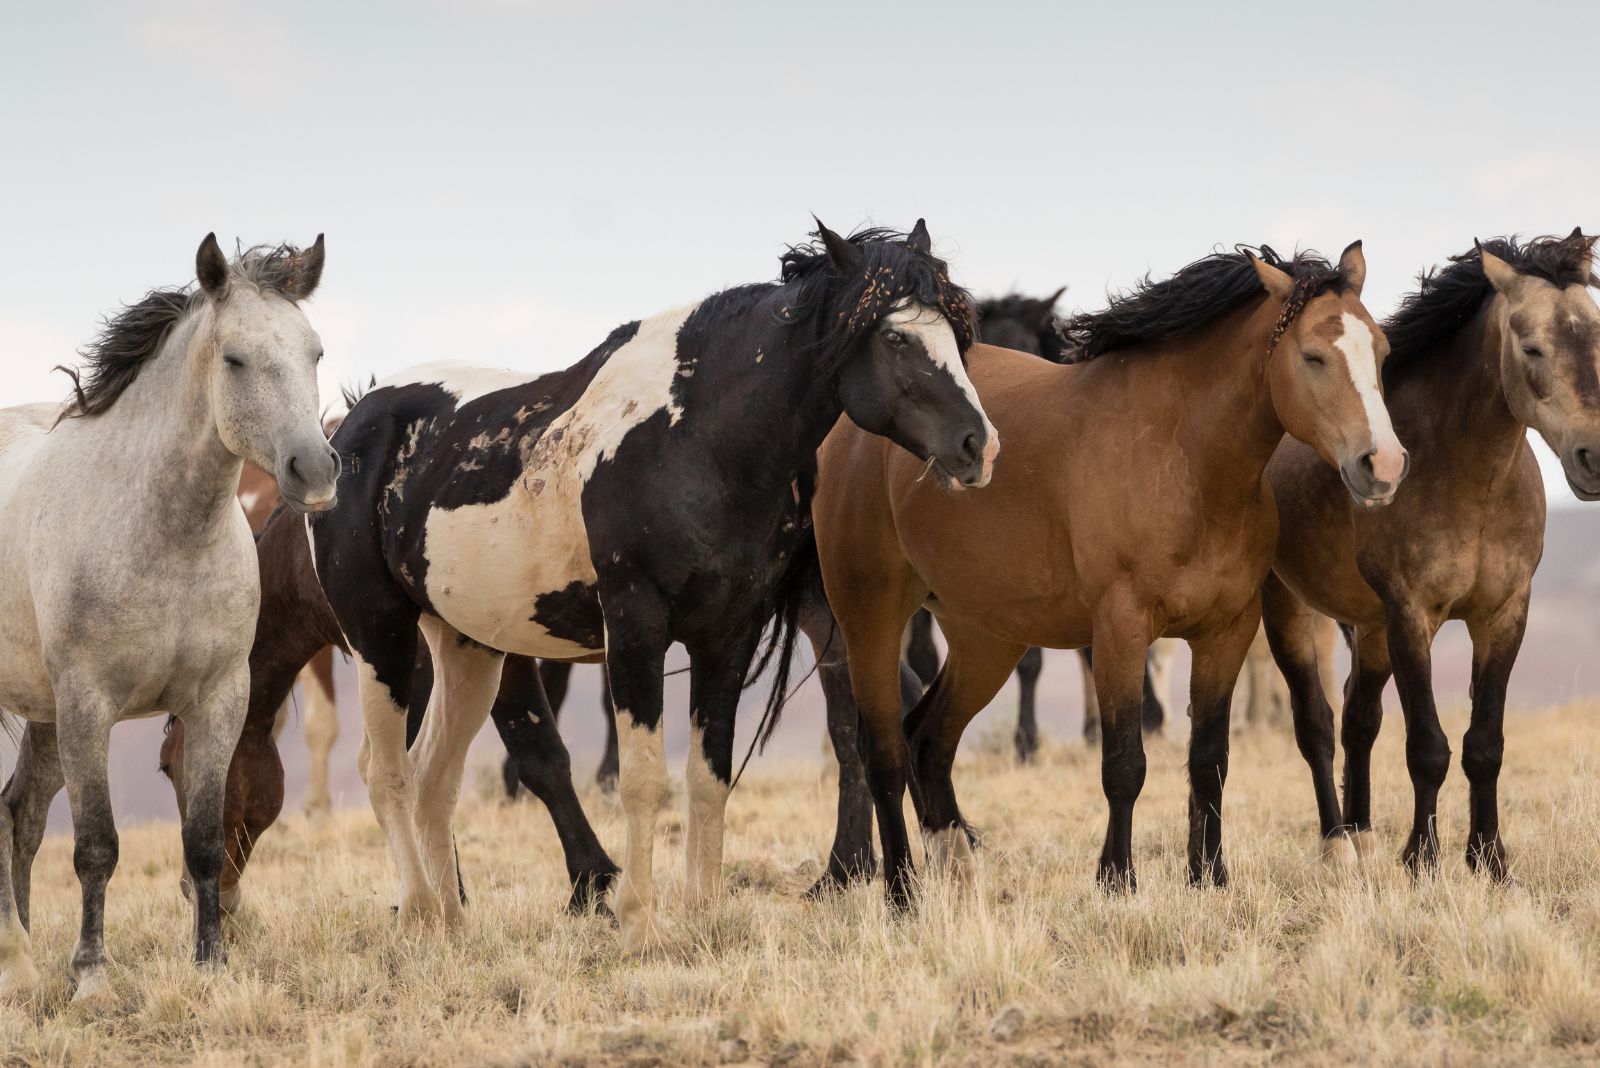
[223, 354, 245, 369]
[1302, 353, 1326, 367]
[882, 330, 905, 346]
[1523, 345, 1544, 360]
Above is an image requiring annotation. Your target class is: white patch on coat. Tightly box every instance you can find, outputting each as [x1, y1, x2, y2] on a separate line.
[886, 302, 999, 483]
[352, 654, 439, 923]
[1333, 312, 1405, 485]
[615, 710, 669, 954]
[684, 723, 730, 908]
[420, 304, 697, 656]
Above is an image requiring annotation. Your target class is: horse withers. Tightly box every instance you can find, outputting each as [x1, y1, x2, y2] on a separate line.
[813, 242, 1403, 905]
[0, 235, 335, 999]
[1265, 231, 1600, 875]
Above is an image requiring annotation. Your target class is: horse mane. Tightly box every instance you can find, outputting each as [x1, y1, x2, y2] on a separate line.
[1059, 246, 1344, 360]
[58, 242, 321, 418]
[1383, 232, 1599, 382]
[775, 225, 977, 377]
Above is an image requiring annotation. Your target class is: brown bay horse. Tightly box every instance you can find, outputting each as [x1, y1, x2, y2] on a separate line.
[1265, 231, 1600, 876]
[815, 243, 1404, 901]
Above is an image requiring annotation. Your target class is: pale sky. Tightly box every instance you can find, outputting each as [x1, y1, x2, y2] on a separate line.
[3, 0, 1597, 500]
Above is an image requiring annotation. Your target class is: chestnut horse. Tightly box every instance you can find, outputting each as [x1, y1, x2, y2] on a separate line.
[815, 243, 1404, 902]
[1265, 231, 1600, 875]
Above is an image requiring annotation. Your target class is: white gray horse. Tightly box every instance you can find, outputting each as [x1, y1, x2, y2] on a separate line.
[0, 234, 337, 999]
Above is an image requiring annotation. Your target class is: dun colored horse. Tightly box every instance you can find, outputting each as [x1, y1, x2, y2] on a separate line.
[814, 242, 1404, 902]
[1265, 231, 1600, 875]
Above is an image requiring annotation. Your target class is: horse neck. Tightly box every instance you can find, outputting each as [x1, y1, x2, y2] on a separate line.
[698, 302, 845, 494]
[1393, 297, 1526, 466]
[94, 309, 243, 526]
[1169, 298, 1286, 497]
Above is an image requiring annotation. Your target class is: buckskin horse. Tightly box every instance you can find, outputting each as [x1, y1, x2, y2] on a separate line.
[0, 236, 337, 998]
[1264, 230, 1600, 876]
[813, 242, 1404, 904]
[309, 221, 996, 952]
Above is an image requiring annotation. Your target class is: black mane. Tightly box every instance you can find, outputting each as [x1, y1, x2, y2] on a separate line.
[776, 225, 977, 375]
[1383, 232, 1599, 381]
[978, 292, 1068, 362]
[1059, 246, 1344, 360]
[59, 242, 319, 417]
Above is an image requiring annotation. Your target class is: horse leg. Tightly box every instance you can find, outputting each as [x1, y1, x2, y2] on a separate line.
[1013, 647, 1043, 763]
[1462, 592, 1528, 881]
[301, 647, 339, 819]
[1315, 616, 1343, 716]
[683, 631, 761, 910]
[1262, 573, 1347, 858]
[53, 688, 121, 999]
[491, 655, 618, 911]
[1079, 648, 1100, 745]
[1090, 602, 1153, 891]
[1385, 609, 1448, 874]
[178, 666, 250, 966]
[349, 619, 434, 922]
[217, 712, 284, 913]
[4, 723, 62, 935]
[845, 612, 921, 911]
[0, 723, 58, 995]
[508, 660, 569, 802]
[1146, 639, 1178, 733]
[602, 585, 671, 954]
[1185, 600, 1259, 887]
[1340, 624, 1393, 850]
[908, 621, 1027, 881]
[597, 670, 620, 792]
[801, 583, 877, 895]
[905, 609, 941, 689]
[412, 618, 504, 929]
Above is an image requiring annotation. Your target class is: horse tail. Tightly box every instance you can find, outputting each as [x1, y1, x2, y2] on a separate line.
[731, 518, 821, 786]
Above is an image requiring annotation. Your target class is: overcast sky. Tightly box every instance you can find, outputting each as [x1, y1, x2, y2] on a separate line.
[3, 0, 1596, 501]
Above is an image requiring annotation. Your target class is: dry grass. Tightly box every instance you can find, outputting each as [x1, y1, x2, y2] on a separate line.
[6, 702, 1600, 1066]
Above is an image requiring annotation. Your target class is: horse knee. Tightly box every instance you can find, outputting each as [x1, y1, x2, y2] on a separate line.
[72, 827, 118, 883]
[1460, 738, 1503, 784]
[1406, 737, 1451, 788]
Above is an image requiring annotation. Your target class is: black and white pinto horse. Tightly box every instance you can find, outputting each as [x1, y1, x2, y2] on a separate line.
[309, 221, 997, 952]
[0, 236, 336, 998]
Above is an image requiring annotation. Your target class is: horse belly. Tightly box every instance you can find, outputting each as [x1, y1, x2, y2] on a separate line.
[420, 481, 600, 659]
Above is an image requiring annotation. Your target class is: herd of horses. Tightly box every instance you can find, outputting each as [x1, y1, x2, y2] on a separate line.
[0, 219, 1596, 997]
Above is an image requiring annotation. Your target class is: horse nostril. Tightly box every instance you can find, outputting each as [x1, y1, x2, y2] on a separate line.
[1359, 451, 1377, 479]
[287, 454, 303, 483]
[1579, 447, 1599, 479]
[959, 431, 982, 466]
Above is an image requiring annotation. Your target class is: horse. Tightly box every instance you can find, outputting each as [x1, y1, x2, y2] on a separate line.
[813, 241, 1404, 903]
[0, 235, 337, 998]
[501, 661, 619, 798]
[234, 458, 342, 817]
[308, 221, 996, 952]
[1264, 230, 1600, 875]
[158, 496, 619, 914]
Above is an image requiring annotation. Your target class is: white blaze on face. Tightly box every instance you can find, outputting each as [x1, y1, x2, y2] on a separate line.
[1333, 312, 1405, 485]
[886, 302, 1000, 484]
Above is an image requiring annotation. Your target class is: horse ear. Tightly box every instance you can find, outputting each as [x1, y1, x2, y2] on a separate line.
[1477, 241, 1520, 294]
[290, 234, 325, 300]
[1336, 240, 1366, 297]
[815, 218, 863, 272]
[1032, 287, 1068, 331]
[1248, 252, 1295, 302]
[196, 233, 230, 299]
[906, 218, 931, 255]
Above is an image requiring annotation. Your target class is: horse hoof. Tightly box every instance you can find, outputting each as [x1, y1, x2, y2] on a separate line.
[395, 890, 443, 927]
[1096, 864, 1137, 895]
[1319, 833, 1360, 870]
[1467, 838, 1510, 882]
[0, 955, 40, 999]
[71, 965, 111, 1003]
[926, 826, 977, 885]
